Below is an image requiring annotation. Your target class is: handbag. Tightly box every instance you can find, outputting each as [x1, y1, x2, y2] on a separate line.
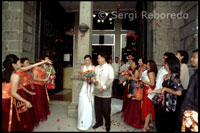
[152, 94, 162, 105]
[16, 101, 28, 113]
[133, 87, 143, 100]
[47, 82, 55, 89]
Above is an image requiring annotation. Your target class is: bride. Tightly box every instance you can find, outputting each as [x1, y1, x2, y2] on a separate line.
[77, 55, 96, 130]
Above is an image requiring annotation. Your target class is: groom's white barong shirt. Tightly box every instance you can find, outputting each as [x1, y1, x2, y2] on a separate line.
[94, 63, 114, 98]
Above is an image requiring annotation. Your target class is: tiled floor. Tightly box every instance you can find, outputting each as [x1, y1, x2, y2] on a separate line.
[49, 89, 124, 102]
[33, 100, 157, 132]
[35, 90, 157, 132]
[50, 90, 72, 101]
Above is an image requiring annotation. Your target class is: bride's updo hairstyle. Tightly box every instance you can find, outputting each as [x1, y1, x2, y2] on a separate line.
[84, 55, 92, 60]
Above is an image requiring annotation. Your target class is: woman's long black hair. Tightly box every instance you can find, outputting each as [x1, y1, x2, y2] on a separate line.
[20, 57, 29, 64]
[2, 54, 19, 83]
[177, 50, 189, 64]
[165, 56, 180, 75]
[147, 60, 158, 77]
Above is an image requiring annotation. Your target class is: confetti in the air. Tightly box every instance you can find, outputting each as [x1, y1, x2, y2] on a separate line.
[80, 34, 84, 40]
[133, 8, 136, 13]
[74, 30, 77, 35]
[55, 39, 58, 43]
[117, 4, 120, 9]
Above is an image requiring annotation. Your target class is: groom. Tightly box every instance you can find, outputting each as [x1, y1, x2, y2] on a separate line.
[92, 53, 114, 132]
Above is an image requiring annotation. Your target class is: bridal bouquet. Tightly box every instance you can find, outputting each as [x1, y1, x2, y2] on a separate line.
[83, 70, 95, 77]
[82, 70, 95, 103]
[83, 70, 95, 84]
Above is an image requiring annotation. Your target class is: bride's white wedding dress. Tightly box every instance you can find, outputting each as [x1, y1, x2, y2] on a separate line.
[77, 65, 96, 130]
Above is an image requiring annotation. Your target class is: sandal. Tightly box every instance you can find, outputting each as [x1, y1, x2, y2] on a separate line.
[149, 122, 154, 128]
[141, 127, 150, 132]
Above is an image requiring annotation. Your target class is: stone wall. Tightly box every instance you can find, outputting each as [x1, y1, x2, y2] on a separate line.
[2, 2, 24, 61]
[152, 2, 184, 66]
[147, 1, 198, 75]
[179, 1, 198, 75]
[22, 1, 36, 63]
[2, 1, 36, 63]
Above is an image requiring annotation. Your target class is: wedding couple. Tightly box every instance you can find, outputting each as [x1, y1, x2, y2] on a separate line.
[77, 53, 114, 132]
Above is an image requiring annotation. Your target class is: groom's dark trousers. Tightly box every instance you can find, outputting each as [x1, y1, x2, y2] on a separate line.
[94, 96, 111, 128]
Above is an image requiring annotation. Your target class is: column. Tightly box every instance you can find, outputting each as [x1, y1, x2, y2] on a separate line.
[67, 1, 93, 117]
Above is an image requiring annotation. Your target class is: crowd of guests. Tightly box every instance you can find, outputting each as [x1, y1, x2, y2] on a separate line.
[2, 49, 198, 132]
[2, 54, 56, 132]
[109, 50, 198, 132]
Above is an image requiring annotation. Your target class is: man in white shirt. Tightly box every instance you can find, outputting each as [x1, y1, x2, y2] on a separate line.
[112, 57, 120, 79]
[111, 57, 120, 95]
[92, 53, 114, 132]
[118, 59, 126, 81]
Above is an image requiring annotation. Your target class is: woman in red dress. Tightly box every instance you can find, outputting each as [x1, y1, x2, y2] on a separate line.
[141, 60, 157, 131]
[122, 61, 144, 128]
[32, 59, 50, 122]
[2, 54, 32, 132]
[21, 57, 52, 126]
[16, 69, 36, 132]
[20, 57, 40, 126]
